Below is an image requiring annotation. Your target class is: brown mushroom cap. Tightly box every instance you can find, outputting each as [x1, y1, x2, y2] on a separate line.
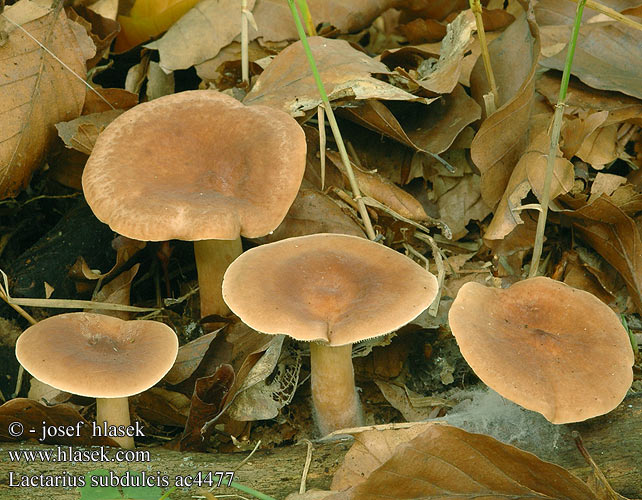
[222, 233, 438, 345]
[82, 90, 306, 241]
[15, 313, 178, 398]
[448, 277, 634, 424]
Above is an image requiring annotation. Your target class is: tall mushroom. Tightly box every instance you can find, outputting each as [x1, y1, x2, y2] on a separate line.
[82, 90, 306, 318]
[222, 233, 438, 434]
[448, 277, 634, 423]
[15, 312, 178, 448]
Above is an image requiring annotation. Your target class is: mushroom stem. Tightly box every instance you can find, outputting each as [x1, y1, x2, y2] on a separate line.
[194, 237, 243, 318]
[96, 397, 134, 449]
[309, 342, 362, 435]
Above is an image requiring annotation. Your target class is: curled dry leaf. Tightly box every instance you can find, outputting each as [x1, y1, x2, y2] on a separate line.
[252, 0, 400, 43]
[55, 109, 123, 155]
[163, 329, 224, 386]
[148, 0, 255, 71]
[485, 115, 574, 242]
[243, 37, 427, 116]
[564, 194, 642, 314]
[329, 423, 598, 500]
[179, 364, 235, 451]
[326, 150, 429, 221]
[1, 0, 88, 199]
[469, 9, 540, 208]
[0, 398, 118, 446]
[410, 9, 476, 95]
[541, 22, 642, 100]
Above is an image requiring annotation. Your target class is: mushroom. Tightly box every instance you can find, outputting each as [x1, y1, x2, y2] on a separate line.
[15, 312, 178, 448]
[448, 277, 634, 424]
[222, 233, 438, 434]
[82, 90, 306, 318]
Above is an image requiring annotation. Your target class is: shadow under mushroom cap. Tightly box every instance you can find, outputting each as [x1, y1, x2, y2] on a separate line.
[448, 276, 634, 424]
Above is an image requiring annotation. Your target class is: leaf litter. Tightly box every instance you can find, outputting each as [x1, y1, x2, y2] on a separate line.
[1, 0, 642, 498]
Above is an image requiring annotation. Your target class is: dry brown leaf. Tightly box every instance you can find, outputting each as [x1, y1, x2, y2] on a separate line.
[374, 380, 447, 422]
[259, 189, 366, 243]
[326, 151, 429, 221]
[149, 0, 256, 72]
[0, 398, 118, 446]
[534, 0, 642, 26]
[0, 0, 88, 199]
[470, 10, 540, 208]
[404, 84, 481, 154]
[251, 0, 399, 43]
[411, 9, 476, 95]
[243, 37, 427, 116]
[400, 17, 447, 44]
[485, 125, 574, 242]
[55, 109, 123, 155]
[163, 329, 224, 385]
[576, 123, 619, 170]
[561, 110, 609, 158]
[179, 364, 235, 451]
[436, 172, 491, 240]
[328, 424, 598, 500]
[68, 6, 119, 68]
[537, 72, 642, 121]
[330, 424, 433, 491]
[541, 22, 642, 100]
[564, 194, 642, 314]
[132, 387, 190, 427]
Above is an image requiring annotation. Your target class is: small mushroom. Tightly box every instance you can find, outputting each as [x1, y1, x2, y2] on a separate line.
[222, 233, 438, 434]
[448, 277, 634, 424]
[82, 90, 306, 318]
[15, 312, 178, 448]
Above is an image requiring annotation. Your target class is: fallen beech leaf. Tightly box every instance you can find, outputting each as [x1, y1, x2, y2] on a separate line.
[470, 10, 540, 208]
[411, 9, 476, 95]
[259, 189, 366, 243]
[148, 0, 255, 71]
[163, 329, 225, 385]
[179, 364, 235, 451]
[113, 0, 203, 53]
[404, 84, 481, 154]
[252, 0, 399, 43]
[227, 336, 300, 421]
[400, 18, 447, 44]
[564, 194, 642, 314]
[576, 123, 618, 170]
[244, 37, 427, 116]
[326, 151, 429, 221]
[132, 387, 190, 427]
[561, 110, 608, 158]
[0, 398, 118, 446]
[437, 171, 491, 240]
[485, 115, 574, 242]
[68, 6, 120, 68]
[329, 424, 598, 499]
[89, 264, 140, 320]
[1, 0, 88, 198]
[55, 110, 123, 155]
[589, 173, 627, 204]
[374, 380, 448, 422]
[541, 22, 642, 100]
[331, 424, 433, 491]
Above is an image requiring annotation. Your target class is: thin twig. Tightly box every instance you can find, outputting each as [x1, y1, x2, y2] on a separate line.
[232, 440, 261, 474]
[299, 439, 314, 494]
[530, 0, 587, 278]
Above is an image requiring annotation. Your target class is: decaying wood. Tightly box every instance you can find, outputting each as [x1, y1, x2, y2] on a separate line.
[0, 393, 640, 499]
